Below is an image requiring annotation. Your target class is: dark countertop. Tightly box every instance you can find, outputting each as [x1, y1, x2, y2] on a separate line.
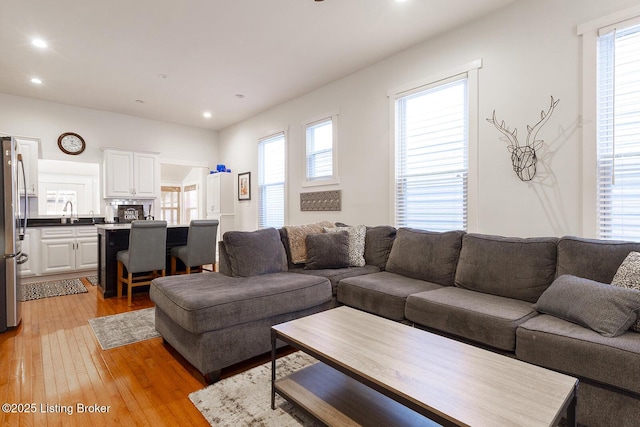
[26, 217, 106, 227]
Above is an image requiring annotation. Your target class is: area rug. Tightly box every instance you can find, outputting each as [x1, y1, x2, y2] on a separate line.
[85, 275, 98, 286]
[189, 352, 321, 426]
[21, 278, 88, 301]
[88, 307, 160, 350]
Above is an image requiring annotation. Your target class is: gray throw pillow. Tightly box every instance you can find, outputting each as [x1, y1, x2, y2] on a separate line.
[222, 228, 288, 277]
[611, 251, 640, 332]
[324, 225, 366, 267]
[536, 274, 640, 337]
[304, 231, 350, 270]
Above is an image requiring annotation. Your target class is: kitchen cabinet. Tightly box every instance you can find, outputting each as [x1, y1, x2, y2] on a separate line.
[40, 226, 98, 274]
[15, 137, 39, 196]
[205, 172, 235, 244]
[103, 149, 159, 199]
[18, 228, 39, 277]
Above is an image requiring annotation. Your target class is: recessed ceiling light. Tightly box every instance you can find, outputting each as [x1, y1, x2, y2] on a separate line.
[203, 112, 212, 118]
[30, 77, 42, 85]
[31, 38, 47, 48]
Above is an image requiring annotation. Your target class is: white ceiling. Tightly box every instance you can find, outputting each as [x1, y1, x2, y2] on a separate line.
[0, 0, 516, 131]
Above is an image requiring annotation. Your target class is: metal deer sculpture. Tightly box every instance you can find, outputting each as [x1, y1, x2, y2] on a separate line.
[487, 96, 560, 181]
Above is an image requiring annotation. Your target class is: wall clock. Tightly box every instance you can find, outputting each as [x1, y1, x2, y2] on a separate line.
[57, 132, 86, 155]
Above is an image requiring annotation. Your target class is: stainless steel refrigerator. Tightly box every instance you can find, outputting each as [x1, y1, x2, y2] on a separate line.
[1, 136, 29, 332]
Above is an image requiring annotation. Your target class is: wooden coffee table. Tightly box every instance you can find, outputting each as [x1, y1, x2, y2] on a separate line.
[271, 306, 578, 427]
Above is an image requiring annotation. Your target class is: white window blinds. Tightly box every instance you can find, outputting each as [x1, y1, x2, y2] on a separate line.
[597, 21, 640, 240]
[258, 132, 285, 228]
[394, 76, 468, 231]
[305, 117, 334, 181]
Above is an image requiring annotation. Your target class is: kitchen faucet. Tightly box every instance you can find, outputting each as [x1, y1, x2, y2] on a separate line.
[63, 201, 78, 223]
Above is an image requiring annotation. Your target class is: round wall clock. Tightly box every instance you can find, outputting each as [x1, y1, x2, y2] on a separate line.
[57, 132, 86, 155]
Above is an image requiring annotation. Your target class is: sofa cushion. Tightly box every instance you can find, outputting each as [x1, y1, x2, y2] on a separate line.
[337, 271, 443, 321]
[364, 225, 396, 269]
[454, 234, 558, 303]
[611, 251, 640, 332]
[535, 274, 640, 337]
[150, 272, 332, 335]
[222, 228, 288, 277]
[385, 228, 464, 286]
[283, 221, 335, 264]
[557, 236, 640, 283]
[292, 265, 379, 296]
[304, 231, 350, 270]
[517, 314, 640, 395]
[406, 287, 537, 351]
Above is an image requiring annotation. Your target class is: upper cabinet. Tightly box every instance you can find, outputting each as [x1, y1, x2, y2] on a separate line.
[103, 149, 159, 199]
[15, 137, 39, 196]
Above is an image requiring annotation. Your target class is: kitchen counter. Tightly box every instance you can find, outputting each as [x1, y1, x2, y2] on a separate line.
[97, 224, 189, 298]
[27, 217, 105, 227]
[95, 223, 190, 230]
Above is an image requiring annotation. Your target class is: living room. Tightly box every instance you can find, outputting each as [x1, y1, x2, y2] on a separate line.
[1, 0, 640, 426]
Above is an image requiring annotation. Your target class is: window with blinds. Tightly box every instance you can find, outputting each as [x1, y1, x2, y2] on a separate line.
[597, 19, 640, 240]
[160, 186, 180, 225]
[394, 76, 468, 232]
[183, 184, 198, 224]
[305, 116, 335, 182]
[258, 132, 286, 228]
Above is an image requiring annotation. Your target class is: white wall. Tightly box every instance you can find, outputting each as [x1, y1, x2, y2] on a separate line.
[218, 0, 640, 237]
[0, 92, 218, 169]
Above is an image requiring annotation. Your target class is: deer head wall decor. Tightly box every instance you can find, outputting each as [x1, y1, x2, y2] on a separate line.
[487, 96, 560, 181]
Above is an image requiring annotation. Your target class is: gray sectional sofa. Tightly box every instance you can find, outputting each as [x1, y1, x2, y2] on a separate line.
[151, 223, 640, 427]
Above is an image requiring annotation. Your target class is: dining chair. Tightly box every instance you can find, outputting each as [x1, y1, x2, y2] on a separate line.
[117, 220, 167, 306]
[170, 219, 219, 275]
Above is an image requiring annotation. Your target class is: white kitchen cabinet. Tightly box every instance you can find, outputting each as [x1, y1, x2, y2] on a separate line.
[15, 137, 39, 196]
[103, 149, 159, 199]
[18, 228, 39, 277]
[205, 172, 235, 246]
[39, 226, 98, 274]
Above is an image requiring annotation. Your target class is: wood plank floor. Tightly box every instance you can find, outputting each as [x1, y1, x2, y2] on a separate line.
[0, 277, 280, 426]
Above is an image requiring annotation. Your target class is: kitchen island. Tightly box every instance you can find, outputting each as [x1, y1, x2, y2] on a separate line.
[96, 223, 189, 298]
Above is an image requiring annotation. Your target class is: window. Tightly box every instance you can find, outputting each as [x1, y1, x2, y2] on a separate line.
[304, 114, 337, 184]
[160, 186, 180, 224]
[258, 132, 286, 228]
[597, 19, 640, 239]
[393, 76, 469, 232]
[183, 184, 198, 223]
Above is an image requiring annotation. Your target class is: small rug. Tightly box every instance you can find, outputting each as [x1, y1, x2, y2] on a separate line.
[189, 352, 321, 426]
[85, 275, 98, 286]
[21, 278, 88, 301]
[88, 307, 160, 350]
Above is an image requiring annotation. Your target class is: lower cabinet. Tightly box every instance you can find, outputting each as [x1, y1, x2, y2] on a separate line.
[19, 228, 39, 277]
[39, 227, 98, 275]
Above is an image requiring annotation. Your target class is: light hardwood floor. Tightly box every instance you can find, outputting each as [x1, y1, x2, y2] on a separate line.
[0, 277, 257, 426]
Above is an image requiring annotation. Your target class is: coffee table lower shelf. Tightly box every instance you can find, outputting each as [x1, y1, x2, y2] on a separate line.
[274, 361, 439, 427]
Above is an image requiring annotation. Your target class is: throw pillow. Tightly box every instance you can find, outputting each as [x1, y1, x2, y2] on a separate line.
[611, 251, 640, 332]
[324, 225, 366, 267]
[535, 274, 640, 337]
[304, 231, 350, 270]
[283, 221, 336, 264]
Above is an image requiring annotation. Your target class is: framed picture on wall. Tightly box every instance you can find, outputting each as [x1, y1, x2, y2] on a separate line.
[238, 172, 251, 201]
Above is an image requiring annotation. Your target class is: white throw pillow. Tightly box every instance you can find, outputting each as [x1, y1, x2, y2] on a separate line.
[611, 251, 640, 332]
